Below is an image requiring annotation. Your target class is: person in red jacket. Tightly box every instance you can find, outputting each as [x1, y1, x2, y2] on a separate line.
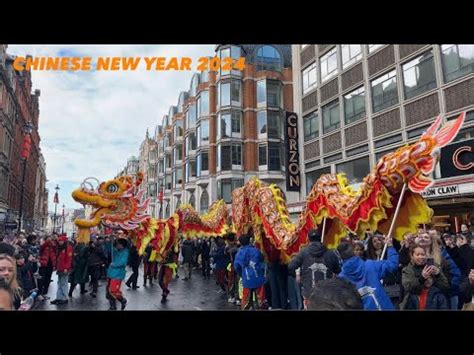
[38, 234, 57, 300]
[51, 236, 73, 305]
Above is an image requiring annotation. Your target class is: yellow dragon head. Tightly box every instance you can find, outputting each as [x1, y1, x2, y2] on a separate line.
[72, 172, 151, 230]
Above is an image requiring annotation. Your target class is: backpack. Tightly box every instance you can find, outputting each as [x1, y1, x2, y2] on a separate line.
[242, 249, 265, 289]
[302, 254, 329, 294]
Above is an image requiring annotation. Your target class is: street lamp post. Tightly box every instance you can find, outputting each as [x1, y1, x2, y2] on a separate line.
[61, 204, 65, 234]
[17, 122, 34, 234]
[53, 184, 60, 234]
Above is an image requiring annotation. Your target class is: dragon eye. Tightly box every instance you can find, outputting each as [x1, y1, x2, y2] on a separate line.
[107, 183, 119, 193]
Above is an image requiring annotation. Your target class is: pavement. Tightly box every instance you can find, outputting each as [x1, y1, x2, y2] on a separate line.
[35, 265, 240, 311]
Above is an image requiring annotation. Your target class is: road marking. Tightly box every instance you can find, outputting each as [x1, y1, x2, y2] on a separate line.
[194, 307, 202, 310]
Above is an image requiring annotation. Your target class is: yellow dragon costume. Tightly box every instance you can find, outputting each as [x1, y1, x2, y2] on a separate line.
[72, 112, 465, 264]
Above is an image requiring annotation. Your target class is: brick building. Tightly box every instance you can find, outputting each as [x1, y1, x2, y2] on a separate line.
[125, 45, 295, 218]
[0, 45, 48, 233]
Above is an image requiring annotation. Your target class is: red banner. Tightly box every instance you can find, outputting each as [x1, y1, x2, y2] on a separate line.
[53, 192, 59, 204]
[21, 134, 32, 159]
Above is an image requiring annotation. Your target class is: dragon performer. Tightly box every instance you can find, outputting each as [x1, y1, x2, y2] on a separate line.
[72, 112, 465, 271]
[71, 173, 229, 303]
[231, 112, 466, 263]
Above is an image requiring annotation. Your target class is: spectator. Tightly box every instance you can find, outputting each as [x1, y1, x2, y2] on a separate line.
[38, 234, 57, 300]
[201, 237, 211, 279]
[225, 233, 240, 305]
[181, 236, 195, 280]
[51, 236, 73, 305]
[105, 238, 129, 310]
[125, 243, 140, 290]
[338, 236, 399, 310]
[288, 229, 340, 309]
[68, 237, 90, 297]
[15, 253, 38, 297]
[88, 237, 107, 297]
[400, 246, 449, 310]
[0, 277, 13, 310]
[0, 254, 21, 309]
[234, 233, 267, 310]
[211, 237, 228, 293]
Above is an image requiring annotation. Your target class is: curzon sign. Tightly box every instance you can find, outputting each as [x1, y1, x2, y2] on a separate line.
[285, 111, 301, 191]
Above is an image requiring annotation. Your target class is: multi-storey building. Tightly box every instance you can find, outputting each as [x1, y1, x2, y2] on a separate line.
[133, 45, 295, 219]
[293, 44, 474, 231]
[0, 45, 47, 233]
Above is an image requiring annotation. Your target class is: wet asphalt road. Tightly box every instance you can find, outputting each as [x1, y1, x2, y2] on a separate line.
[35, 265, 239, 311]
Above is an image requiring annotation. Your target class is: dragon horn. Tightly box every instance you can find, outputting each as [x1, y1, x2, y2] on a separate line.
[423, 114, 443, 136]
[433, 111, 466, 148]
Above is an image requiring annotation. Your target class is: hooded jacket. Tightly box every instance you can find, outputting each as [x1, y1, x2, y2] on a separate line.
[338, 246, 399, 310]
[234, 245, 266, 289]
[288, 241, 340, 298]
[107, 247, 129, 280]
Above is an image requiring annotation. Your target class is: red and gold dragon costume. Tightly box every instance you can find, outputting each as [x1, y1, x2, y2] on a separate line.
[72, 112, 465, 263]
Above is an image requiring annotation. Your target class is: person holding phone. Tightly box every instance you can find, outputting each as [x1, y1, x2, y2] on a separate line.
[400, 246, 449, 310]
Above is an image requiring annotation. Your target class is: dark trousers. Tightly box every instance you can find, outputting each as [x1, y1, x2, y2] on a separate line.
[268, 263, 288, 309]
[38, 265, 53, 296]
[201, 258, 210, 277]
[126, 264, 139, 287]
[69, 282, 86, 295]
[88, 264, 101, 294]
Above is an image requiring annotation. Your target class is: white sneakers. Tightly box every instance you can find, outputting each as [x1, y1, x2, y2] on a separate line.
[228, 297, 235, 303]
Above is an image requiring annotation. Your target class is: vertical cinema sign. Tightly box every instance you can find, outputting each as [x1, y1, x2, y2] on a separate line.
[285, 111, 301, 191]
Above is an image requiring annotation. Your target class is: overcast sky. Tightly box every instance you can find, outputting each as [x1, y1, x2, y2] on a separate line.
[7, 45, 215, 211]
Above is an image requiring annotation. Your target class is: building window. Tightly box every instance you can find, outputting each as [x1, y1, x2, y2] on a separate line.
[199, 90, 209, 117]
[198, 120, 209, 146]
[255, 45, 282, 72]
[218, 179, 244, 203]
[267, 81, 281, 108]
[402, 51, 437, 99]
[186, 132, 197, 154]
[201, 69, 209, 83]
[303, 111, 319, 141]
[200, 189, 209, 213]
[168, 106, 176, 120]
[268, 143, 282, 170]
[259, 143, 282, 170]
[368, 44, 384, 53]
[165, 174, 171, 190]
[341, 44, 362, 69]
[197, 151, 209, 177]
[218, 111, 241, 139]
[174, 144, 183, 162]
[219, 45, 241, 76]
[257, 111, 281, 139]
[185, 160, 197, 182]
[320, 47, 338, 82]
[259, 144, 267, 166]
[344, 87, 366, 124]
[232, 143, 242, 166]
[174, 120, 183, 140]
[190, 74, 199, 97]
[371, 70, 398, 113]
[256, 80, 281, 108]
[322, 100, 340, 134]
[219, 80, 241, 107]
[305, 167, 331, 193]
[173, 167, 183, 187]
[302, 62, 317, 94]
[186, 103, 196, 129]
[336, 156, 370, 185]
[218, 145, 231, 171]
[189, 193, 195, 208]
[441, 44, 474, 83]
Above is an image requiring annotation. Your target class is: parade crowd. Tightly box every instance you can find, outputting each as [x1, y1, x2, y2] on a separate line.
[1, 223, 474, 311]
